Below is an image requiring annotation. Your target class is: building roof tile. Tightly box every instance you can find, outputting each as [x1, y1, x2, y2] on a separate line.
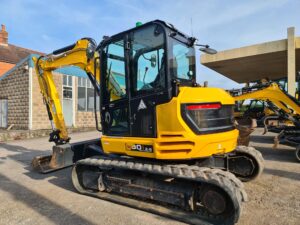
[0, 44, 44, 64]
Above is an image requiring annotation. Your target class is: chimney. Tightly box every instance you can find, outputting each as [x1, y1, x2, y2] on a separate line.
[0, 24, 8, 46]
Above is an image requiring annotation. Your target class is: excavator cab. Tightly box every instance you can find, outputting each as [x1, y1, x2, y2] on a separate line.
[97, 21, 245, 160]
[99, 21, 196, 138]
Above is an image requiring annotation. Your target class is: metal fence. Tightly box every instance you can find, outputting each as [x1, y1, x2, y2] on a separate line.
[0, 99, 8, 128]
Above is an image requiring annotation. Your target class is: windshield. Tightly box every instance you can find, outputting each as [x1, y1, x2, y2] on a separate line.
[169, 38, 196, 81]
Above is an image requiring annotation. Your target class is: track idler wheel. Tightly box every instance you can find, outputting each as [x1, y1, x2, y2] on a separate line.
[229, 146, 264, 182]
[196, 185, 235, 221]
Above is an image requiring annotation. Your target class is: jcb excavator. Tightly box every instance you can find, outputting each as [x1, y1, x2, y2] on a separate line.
[32, 20, 264, 225]
[230, 81, 300, 161]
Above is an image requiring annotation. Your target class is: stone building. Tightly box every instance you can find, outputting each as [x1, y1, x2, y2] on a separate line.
[0, 24, 96, 130]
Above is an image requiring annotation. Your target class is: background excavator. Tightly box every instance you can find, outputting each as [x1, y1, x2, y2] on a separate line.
[230, 81, 300, 161]
[31, 20, 264, 225]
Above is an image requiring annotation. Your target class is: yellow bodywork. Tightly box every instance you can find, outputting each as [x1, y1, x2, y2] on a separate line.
[34, 39, 239, 160]
[102, 87, 238, 159]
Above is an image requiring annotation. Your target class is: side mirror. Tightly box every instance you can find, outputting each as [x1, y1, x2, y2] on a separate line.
[195, 44, 218, 55]
[150, 54, 157, 68]
[199, 47, 217, 55]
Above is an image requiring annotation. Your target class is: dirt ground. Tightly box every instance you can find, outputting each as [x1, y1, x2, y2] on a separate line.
[0, 129, 299, 225]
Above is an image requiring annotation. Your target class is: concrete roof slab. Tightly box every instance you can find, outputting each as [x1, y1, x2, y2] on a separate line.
[201, 37, 300, 83]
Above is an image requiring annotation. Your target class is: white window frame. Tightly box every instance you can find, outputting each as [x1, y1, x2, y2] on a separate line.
[78, 77, 94, 112]
[63, 75, 73, 100]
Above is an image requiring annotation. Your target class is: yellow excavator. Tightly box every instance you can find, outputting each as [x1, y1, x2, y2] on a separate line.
[31, 20, 265, 225]
[230, 81, 300, 161]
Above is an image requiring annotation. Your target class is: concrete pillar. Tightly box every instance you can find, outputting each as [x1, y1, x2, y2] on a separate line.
[287, 27, 296, 95]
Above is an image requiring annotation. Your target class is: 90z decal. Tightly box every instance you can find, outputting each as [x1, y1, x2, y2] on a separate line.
[131, 144, 153, 153]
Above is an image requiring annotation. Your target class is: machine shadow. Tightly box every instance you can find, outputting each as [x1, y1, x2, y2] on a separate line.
[0, 173, 96, 225]
[264, 168, 300, 181]
[250, 135, 275, 144]
[249, 135, 298, 163]
[0, 142, 51, 163]
[252, 145, 297, 163]
[0, 142, 75, 192]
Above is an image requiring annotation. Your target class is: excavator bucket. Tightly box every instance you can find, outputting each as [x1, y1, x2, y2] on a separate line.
[32, 144, 74, 173]
[31, 139, 102, 173]
[236, 118, 257, 146]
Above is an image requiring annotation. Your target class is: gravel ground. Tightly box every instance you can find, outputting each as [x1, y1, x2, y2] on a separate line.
[0, 129, 299, 225]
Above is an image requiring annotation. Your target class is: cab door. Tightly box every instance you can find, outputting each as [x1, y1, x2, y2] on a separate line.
[129, 24, 167, 138]
[101, 38, 129, 136]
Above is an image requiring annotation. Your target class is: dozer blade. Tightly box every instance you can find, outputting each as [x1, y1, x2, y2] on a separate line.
[32, 144, 74, 173]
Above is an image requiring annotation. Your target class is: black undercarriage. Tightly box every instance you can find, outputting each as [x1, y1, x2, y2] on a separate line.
[72, 156, 247, 225]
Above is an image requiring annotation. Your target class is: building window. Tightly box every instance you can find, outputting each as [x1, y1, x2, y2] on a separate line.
[78, 77, 86, 111]
[78, 77, 97, 111]
[87, 86, 94, 111]
[63, 75, 73, 99]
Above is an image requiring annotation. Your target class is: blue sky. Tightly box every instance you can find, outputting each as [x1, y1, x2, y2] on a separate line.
[0, 0, 299, 88]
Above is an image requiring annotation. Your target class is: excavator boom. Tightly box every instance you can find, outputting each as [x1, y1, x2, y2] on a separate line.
[233, 82, 300, 115]
[33, 38, 99, 144]
[231, 82, 300, 128]
[31, 38, 116, 172]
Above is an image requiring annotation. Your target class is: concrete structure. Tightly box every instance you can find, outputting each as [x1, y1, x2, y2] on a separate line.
[201, 27, 300, 95]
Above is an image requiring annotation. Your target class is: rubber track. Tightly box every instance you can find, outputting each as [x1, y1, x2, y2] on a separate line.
[72, 157, 248, 224]
[235, 145, 265, 181]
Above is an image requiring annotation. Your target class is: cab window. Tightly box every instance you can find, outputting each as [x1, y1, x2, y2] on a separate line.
[131, 24, 165, 95]
[103, 39, 127, 103]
